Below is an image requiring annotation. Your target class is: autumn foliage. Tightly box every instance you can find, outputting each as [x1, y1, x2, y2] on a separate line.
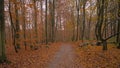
[74, 42, 120, 68]
[0, 0, 120, 68]
[0, 43, 61, 68]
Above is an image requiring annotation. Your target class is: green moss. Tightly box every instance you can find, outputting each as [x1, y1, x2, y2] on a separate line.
[0, 55, 6, 63]
[107, 36, 116, 42]
[0, 56, 11, 64]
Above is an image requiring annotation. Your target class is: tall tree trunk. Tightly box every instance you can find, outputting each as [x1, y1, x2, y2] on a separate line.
[49, 0, 52, 42]
[0, 0, 6, 62]
[100, 0, 107, 50]
[103, 0, 108, 39]
[95, 0, 100, 40]
[88, 0, 93, 40]
[9, 1, 18, 53]
[117, 0, 120, 49]
[45, 0, 48, 45]
[51, 0, 55, 42]
[76, 0, 80, 41]
[21, 0, 27, 50]
[15, 1, 20, 52]
[96, 0, 107, 50]
[33, 0, 38, 44]
[40, 0, 44, 44]
[82, 0, 86, 42]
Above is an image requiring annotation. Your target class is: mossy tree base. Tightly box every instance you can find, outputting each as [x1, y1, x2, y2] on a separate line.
[117, 44, 120, 49]
[0, 56, 7, 63]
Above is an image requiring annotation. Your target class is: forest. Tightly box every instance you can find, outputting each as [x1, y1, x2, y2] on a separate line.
[0, 0, 120, 68]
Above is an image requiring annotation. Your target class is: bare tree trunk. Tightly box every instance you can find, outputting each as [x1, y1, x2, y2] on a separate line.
[51, 0, 55, 43]
[0, 0, 6, 62]
[33, 0, 38, 44]
[45, 0, 48, 45]
[9, 1, 18, 53]
[76, 0, 80, 41]
[88, 0, 94, 40]
[20, 0, 27, 50]
[40, 0, 44, 44]
[82, 0, 86, 42]
[100, 0, 107, 50]
[96, 0, 107, 50]
[15, 1, 20, 52]
[117, 0, 120, 49]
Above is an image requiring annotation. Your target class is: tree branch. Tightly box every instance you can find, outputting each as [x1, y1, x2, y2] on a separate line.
[104, 32, 120, 41]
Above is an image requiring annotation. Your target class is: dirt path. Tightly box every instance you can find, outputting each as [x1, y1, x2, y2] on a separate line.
[47, 44, 75, 68]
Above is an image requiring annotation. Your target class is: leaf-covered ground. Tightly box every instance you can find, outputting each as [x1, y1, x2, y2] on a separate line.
[74, 41, 120, 68]
[0, 42, 120, 68]
[0, 43, 61, 68]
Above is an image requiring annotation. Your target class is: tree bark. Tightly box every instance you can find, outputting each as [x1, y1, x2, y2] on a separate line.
[33, 0, 38, 44]
[76, 0, 80, 41]
[82, 0, 86, 42]
[96, 0, 107, 50]
[45, 0, 48, 45]
[0, 0, 6, 62]
[15, 1, 20, 52]
[117, 0, 120, 48]
[9, 1, 18, 53]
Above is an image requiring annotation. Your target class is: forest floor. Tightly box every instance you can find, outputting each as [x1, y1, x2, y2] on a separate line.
[47, 43, 75, 68]
[0, 42, 61, 68]
[0, 41, 120, 68]
[74, 41, 120, 68]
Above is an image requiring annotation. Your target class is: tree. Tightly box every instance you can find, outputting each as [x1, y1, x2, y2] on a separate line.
[21, 0, 27, 50]
[33, 0, 38, 43]
[9, 0, 18, 53]
[81, 0, 87, 42]
[51, 0, 55, 42]
[76, 0, 80, 41]
[14, 0, 20, 52]
[87, 0, 94, 40]
[96, 0, 107, 50]
[0, 0, 6, 62]
[117, 0, 120, 49]
[45, 0, 48, 45]
[95, 0, 120, 50]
